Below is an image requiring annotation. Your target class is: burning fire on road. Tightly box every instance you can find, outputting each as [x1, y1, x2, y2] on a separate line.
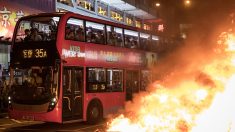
[107, 17, 235, 132]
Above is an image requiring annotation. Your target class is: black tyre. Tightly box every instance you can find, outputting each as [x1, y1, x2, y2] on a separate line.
[86, 100, 103, 124]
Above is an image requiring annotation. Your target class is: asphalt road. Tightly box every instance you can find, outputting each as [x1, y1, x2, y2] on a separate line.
[0, 114, 108, 132]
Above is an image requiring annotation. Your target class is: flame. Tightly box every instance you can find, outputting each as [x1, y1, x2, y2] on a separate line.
[107, 26, 235, 131]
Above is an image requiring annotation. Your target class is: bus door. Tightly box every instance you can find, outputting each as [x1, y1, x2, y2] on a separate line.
[62, 67, 83, 121]
[126, 70, 139, 101]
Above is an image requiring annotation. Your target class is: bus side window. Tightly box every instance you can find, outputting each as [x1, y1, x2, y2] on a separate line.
[86, 26, 94, 43]
[124, 36, 131, 48]
[124, 29, 139, 49]
[107, 26, 117, 46]
[95, 30, 105, 44]
[66, 18, 84, 41]
[65, 26, 75, 40]
[74, 25, 85, 41]
[87, 68, 107, 92]
[107, 69, 123, 92]
[116, 33, 124, 47]
[86, 21, 105, 44]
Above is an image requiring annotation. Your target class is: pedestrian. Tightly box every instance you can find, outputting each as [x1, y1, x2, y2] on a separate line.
[0, 78, 4, 112]
[1, 77, 8, 111]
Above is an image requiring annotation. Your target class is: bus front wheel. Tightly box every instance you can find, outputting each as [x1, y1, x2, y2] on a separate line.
[87, 100, 103, 124]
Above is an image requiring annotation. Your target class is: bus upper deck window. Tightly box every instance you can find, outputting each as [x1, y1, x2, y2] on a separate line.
[14, 16, 60, 43]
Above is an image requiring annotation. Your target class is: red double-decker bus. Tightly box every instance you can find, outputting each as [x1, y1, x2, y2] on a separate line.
[9, 12, 157, 123]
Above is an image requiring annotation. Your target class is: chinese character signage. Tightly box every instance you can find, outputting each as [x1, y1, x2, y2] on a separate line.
[97, 2, 107, 16]
[0, 1, 43, 40]
[110, 8, 123, 22]
[135, 19, 141, 28]
[125, 14, 133, 26]
[143, 23, 151, 31]
[77, 0, 95, 11]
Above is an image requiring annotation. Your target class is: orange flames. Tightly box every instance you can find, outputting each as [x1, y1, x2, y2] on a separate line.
[107, 28, 235, 131]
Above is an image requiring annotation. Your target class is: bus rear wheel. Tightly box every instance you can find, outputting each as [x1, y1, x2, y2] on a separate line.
[87, 100, 103, 124]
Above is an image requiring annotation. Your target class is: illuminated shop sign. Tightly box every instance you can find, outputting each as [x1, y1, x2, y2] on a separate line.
[110, 9, 123, 22]
[158, 24, 164, 32]
[135, 20, 141, 28]
[77, 0, 95, 11]
[125, 16, 133, 26]
[97, 2, 107, 16]
[143, 23, 151, 31]
[0, 6, 25, 38]
[0, 1, 45, 40]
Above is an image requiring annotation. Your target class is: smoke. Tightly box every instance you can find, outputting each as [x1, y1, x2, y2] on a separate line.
[108, 8, 235, 132]
[151, 28, 215, 88]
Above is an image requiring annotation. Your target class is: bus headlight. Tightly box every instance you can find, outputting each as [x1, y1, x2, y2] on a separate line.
[47, 97, 57, 112]
[8, 96, 13, 110]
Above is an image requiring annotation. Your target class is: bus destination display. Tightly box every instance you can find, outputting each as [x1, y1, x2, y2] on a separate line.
[22, 48, 47, 58]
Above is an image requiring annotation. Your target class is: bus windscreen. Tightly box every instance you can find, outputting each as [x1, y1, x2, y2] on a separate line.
[11, 66, 59, 106]
[14, 16, 60, 43]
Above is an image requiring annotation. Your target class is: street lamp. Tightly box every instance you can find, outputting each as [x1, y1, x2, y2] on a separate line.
[156, 2, 160, 7]
[184, 0, 191, 6]
[155, 2, 161, 18]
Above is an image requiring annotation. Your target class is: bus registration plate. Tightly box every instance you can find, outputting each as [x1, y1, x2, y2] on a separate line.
[22, 115, 34, 121]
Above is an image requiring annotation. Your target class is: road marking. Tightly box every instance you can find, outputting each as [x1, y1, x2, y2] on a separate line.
[11, 119, 22, 123]
[0, 123, 14, 127]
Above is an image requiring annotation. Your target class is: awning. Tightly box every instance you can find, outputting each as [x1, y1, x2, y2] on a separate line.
[100, 0, 156, 19]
